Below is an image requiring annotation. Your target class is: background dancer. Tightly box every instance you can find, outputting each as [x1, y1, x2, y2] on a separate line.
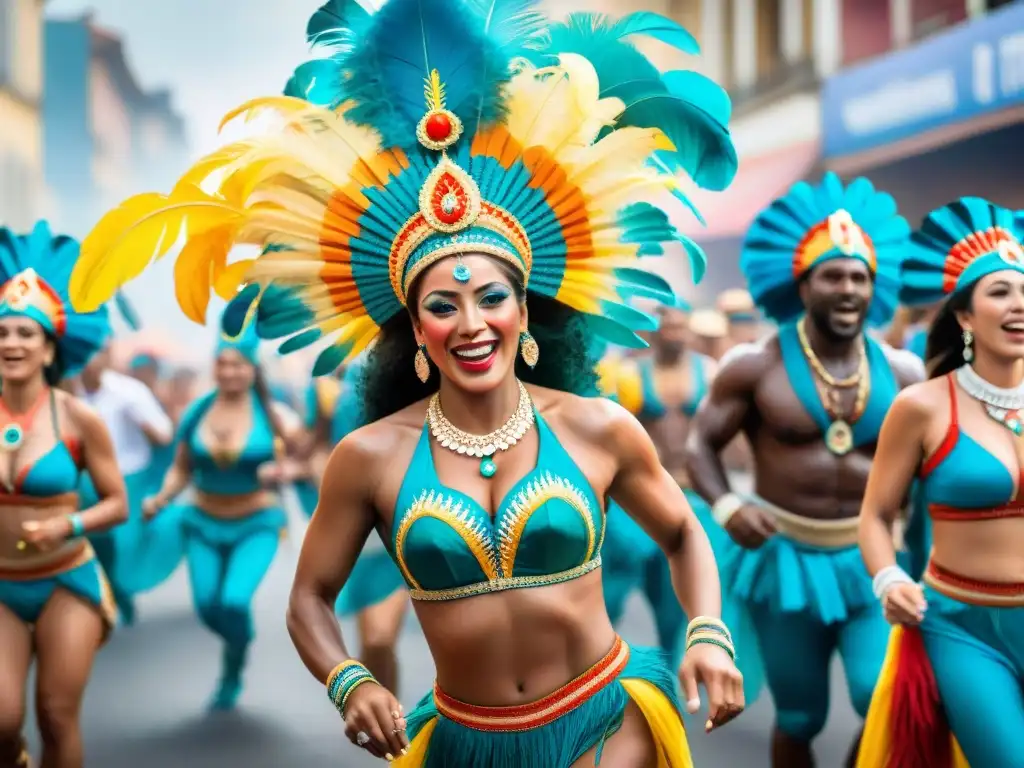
[142, 318, 307, 711]
[0, 222, 126, 768]
[686, 174, 923, 768]
[858, 198, 1024, 768]
[603, 301, 719, 668]
[67, 1, 746, 763]
[76, 343, 175, 624]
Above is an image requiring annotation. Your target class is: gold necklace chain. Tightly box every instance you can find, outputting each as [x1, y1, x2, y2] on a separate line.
[427, 381, 535, 459]
[797, 316, 864, 388]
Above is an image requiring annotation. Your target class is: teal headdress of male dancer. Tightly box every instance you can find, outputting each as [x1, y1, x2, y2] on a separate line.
[0, 221, 111, 378]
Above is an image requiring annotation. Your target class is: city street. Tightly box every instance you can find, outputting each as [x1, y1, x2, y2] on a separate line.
[22, 509, 862, 767]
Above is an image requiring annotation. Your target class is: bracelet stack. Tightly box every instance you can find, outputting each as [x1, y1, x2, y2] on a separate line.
[66, 513, 85, 538]
[872, 564, 914, 600]
[326, 660, 378, 715]
[685, 616, 737, 662]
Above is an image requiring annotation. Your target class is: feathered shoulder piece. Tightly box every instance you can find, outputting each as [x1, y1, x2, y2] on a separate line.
[739, 172, 909, 327]
[70, 0, 736, 375]
[1, 221, 111, 375]
[901, 197, 1024, 306]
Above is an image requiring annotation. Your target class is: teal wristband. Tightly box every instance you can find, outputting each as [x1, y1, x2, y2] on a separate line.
[326, 661, 377, 713]
[687, 635, 737, 662]
[66, 513, 85, 538]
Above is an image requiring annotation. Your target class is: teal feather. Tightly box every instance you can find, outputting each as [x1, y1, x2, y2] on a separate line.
[114, 290, 142, 330]
[306, 0, 374, 48]
[341, 0, 512, 147]
[221, 284, 260, 339]
[583, 314, 649, 349]
[284, 58, 346, 102]
[314, 344, 349, 376]
[613, 267, 674, 303]
[610, 11, 699, 53]
[533, 12, 736, 192]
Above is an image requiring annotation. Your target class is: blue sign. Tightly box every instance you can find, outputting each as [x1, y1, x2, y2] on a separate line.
[823, 3, 1024, 158]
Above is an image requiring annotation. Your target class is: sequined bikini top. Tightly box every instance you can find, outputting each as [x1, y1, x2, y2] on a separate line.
[389, 412, 606, 601]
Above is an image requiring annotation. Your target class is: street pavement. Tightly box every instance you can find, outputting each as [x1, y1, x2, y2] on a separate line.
[23, 495, 862, 767]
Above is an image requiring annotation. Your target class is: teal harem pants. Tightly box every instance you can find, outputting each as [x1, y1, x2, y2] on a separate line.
[179, 504, 284, 707]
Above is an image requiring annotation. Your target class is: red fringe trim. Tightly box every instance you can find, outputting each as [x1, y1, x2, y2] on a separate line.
[887, 627, 954, 768]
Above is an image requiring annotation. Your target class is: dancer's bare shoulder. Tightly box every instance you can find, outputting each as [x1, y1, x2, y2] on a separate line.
[325, 399, 428, 492]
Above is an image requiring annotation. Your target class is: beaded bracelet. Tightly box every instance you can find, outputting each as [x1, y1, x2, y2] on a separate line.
[325, 660, 378, 714]
[686, 630, 737, 662]
[686, 616, 732, 643]
[66, 513, 85, 538]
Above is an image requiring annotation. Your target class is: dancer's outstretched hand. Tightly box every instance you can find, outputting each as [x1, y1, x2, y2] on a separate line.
[679, 644, 745, 733]
[343, 682, 409, 761]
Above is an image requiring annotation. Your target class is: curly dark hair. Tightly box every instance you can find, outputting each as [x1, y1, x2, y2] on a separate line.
[357, 258, 602, 425]
[924, 286, 974, 379]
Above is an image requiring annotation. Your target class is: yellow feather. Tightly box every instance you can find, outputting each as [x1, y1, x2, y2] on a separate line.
[172, 225, 235, 322]
[70, 186, 245, 313]
[218, 95, 312, 133]
[423, 70, 445, 111]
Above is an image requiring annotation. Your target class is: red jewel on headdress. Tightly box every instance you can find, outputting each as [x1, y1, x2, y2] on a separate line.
[425, 113, 453, 143]
[417, 70, 463, 152]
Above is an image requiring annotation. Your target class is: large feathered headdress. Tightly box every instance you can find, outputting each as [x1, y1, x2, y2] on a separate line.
[69, 0, 736, 375]
[901, 197, 1024, 306]
[739, 172, 909, 326]
[0, 221, 111, 376]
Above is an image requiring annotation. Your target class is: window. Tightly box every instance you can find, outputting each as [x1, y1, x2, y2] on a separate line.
[756, 0, 782, 82]
[0, 2, 11, 85]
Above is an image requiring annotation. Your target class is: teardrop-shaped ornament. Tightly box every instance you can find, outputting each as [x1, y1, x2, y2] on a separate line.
[420, 157, 481, 233]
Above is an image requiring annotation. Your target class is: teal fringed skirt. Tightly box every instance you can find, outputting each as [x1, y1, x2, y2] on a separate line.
[394, 640, 692, 767]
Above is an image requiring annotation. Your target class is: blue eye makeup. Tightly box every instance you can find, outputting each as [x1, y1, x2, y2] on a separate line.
[424, 299, 457, 315]
[479, 288, 510, 307]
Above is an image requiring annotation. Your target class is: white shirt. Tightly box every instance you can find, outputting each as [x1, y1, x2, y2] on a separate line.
[78, 370, 173, 475]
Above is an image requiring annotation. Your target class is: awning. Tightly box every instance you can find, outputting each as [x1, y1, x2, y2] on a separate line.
[674, 140, 820, 241]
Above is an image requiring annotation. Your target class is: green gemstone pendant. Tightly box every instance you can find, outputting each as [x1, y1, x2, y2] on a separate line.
[480, 457, 497, 478]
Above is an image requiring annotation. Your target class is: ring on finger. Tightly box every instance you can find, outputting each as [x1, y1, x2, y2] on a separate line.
[356, 731, 371, 747]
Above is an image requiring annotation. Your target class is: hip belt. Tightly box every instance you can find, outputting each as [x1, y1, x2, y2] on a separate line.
[924, 560, 1024, 607]
[749, 494, 859, 548]
[0, 540, 94, 581]
[433, 636, 630, 732]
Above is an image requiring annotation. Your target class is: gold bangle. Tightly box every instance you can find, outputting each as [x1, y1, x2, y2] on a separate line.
[686, 616, 731, 640]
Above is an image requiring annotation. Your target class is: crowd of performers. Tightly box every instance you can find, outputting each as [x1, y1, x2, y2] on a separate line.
[1, 2, 1023, 768]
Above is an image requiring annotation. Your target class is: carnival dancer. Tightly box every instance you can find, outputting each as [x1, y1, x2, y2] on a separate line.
[141, 317, 307, 711]
[75, 343, 175, 624]
[0, 222, 126, 768]
[685, 173, 923, 768]
[67, 1, 746, 763]
[604, 301, 719, 666]
[856, 198, 1024, 768]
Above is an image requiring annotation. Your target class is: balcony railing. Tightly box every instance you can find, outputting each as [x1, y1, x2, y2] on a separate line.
[728, 58, 818, 115]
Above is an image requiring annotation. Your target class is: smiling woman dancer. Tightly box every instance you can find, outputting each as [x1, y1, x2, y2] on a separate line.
[141, 317, 307, 711]
[66, 1, 744, 764]
[856, 198, 1024, 768]
[0, 223, 126, 768]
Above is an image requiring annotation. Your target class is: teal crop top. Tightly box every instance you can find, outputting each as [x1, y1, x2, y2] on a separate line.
[390, 412, 606, 601]
[0, 391, 81, 500]
[920, 373, 1024, 519]
[637, 354, 708, 420]
[180, 391, 276, 496]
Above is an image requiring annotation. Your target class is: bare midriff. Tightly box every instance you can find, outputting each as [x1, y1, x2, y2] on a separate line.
[194, 489, 277, 519]
[416, 568, 621, 707]
[0, 493, 83, 573]
[932, 516, 1024, 582]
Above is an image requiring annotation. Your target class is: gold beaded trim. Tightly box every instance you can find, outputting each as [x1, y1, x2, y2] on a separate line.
[409, 556, 602, 601]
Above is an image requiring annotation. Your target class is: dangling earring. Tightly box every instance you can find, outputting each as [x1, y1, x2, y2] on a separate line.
[519, 330, 539, 368]
[414, 344, 431, 383]
[962, 329, 974, 362]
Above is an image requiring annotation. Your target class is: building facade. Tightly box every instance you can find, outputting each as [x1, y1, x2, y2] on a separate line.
[43, 14, 189, 238]
[0, 0, 46, 230]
